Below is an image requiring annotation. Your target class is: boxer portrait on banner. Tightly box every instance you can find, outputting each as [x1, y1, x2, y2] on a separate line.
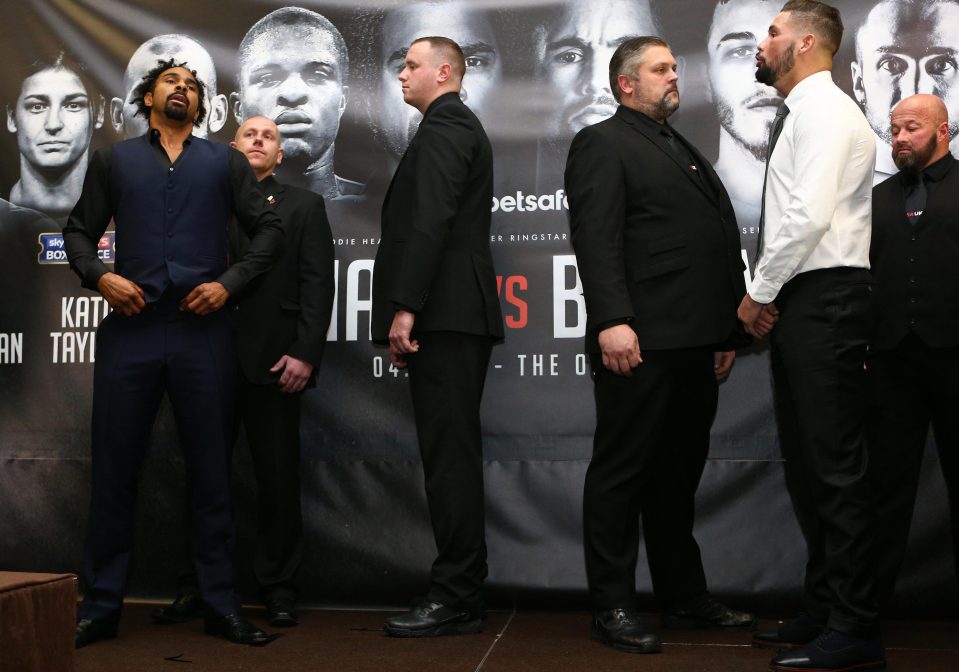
[65, 57, 283, 648]
[371, 35, 503, 638]
[6, 52, 104, 220]
[565, 34, 754, 656]
[232, 7, 363, 201]
[851, 0, 959, 184]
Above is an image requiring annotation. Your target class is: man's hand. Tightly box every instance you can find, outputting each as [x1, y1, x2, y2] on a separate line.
[97, 272, 145, 316]
[598, 323, 642, 376]
[181, 282, 229, 315]
[388, 309, 419, 369]
[738, 295, 779, 338]
[714, 350, 736, 381]
[271, 355, 314, 394]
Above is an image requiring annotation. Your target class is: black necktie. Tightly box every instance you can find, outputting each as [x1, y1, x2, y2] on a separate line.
[661, 128, 702, 184]
[755, 103, 790, 267]
[904, 174, 928, 226]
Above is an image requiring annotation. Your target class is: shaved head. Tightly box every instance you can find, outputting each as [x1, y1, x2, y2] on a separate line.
[234, 114, 281, 142]
[893, 92, 948, 125]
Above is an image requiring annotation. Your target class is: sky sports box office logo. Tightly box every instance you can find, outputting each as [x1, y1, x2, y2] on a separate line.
[38, 232, 114, 265]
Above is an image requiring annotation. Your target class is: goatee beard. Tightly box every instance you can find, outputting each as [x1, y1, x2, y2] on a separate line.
[164, 102, 188, 121]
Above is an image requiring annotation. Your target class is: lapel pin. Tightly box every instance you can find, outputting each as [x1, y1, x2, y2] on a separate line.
[266, 195, 276, 205]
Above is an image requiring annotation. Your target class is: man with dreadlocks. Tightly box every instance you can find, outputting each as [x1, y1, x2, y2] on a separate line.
[64, 58, 284, 648]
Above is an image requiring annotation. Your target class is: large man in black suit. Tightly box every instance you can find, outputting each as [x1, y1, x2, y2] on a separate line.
[868, 93, 959, 606]
[371, 36, 503, 638]
[565, 36, 754, 655]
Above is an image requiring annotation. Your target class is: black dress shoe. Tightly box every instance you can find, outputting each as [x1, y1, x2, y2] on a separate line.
[204, 614, 278, 646]
[151, 592, 203, 624]
[265, 596, 298, 627]
[754, 612, 826, 649]
[769, 629, 885, 671]
[75, 619, 118, 649]
[591, 608, 662, 654]
[383, 599, 483, 637]
[662, 593, 757, 629]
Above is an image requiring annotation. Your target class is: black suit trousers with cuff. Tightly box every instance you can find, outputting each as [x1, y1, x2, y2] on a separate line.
[239, 376, 303, 601]
[583, 346, 716, 612]
[406, 330, 492, 615]
[769, 267, 879, 638]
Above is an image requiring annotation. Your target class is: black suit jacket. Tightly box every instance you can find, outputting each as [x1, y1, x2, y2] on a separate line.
[870, 156, 959, 351]
[372, 92, 503, 341]
[565, 105, 747, 353]
[233, 175, 335, 386]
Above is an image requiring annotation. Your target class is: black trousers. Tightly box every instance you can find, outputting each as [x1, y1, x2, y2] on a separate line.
[239, 377, 303, 601]
[770, 267, 878, 638]
[176, 378, 304, 602]
[583, 346, 716, 611]
[406, 331, 492, 614]
[79, 306, 239, 624]
[867, 333, 959, 606]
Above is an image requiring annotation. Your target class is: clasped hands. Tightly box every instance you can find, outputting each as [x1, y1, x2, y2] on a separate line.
[598, 323, 734, 381]
[737, 294, 779, 339]
[96, 272, 229, 316]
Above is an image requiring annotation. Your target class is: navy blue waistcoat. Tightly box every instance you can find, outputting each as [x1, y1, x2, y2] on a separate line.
[110, 136, 233, 302]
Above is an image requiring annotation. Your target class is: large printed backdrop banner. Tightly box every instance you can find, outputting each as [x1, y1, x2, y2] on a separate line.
[1, 0, 956, 612]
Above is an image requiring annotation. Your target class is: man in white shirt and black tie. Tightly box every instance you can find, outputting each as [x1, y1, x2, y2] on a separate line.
[736, 2, 883, 671]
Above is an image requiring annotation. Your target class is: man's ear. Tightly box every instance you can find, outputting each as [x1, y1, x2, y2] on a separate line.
[110, 97, 124, 134]
[6, 106, 16, 134]
[437, 62, 452, 84]
[230, 91, 243, 125]
[208, 93, 228, 133]
[850, 59, 866, 106]
[94, 95, 105, 129]
[338, 85, 348, 120]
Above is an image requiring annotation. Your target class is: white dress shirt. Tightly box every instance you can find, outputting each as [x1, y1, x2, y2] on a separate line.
[750, 70, 876, 304]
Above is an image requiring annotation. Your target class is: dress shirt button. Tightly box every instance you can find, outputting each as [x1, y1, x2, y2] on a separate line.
[910, 235, 916, 241]
[167, 254, 173, 261]
[168, 166, 174, 172]
[167, 183, 173, 189]
[909, 297, 917, 303]
[909, 256, 916, 263]
[167, 208, 173, 214]
[909, 276, 916, 283]
[167, 231, 173, 238]
[910, 318, 917, 325]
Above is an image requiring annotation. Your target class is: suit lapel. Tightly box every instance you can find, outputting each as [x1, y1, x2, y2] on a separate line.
[619, 111, 715, 200]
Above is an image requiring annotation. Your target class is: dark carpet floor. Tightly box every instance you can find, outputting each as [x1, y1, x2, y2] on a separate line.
[75, 604, 958, 672]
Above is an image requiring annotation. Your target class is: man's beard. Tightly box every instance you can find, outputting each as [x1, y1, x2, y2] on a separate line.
[893, 132, 938, 178]
[657, 91, 680, 119]
[717, 99, 773, 162]
[163, 100, 189, 121]
[756, 45, 795, 87]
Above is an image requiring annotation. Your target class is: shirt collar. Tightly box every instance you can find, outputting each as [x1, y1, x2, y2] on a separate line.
[783, 70, 833, 112]
[148, 127, 192, 146]
[923, 151, 954, 183]
[618, 104, 671, 134]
